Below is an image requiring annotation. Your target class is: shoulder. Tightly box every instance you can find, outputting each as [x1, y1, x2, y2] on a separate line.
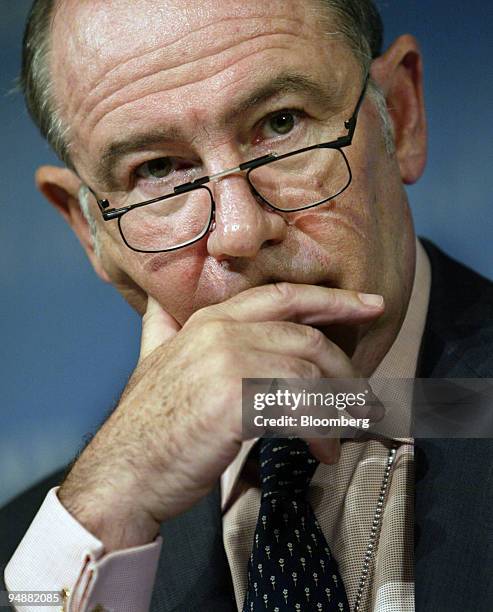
[420, 239, 493, 377]
[0, 469, 66, 574]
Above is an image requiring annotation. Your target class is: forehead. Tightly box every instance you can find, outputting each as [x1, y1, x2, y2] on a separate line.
[53, 0, 326, 68]
[50, 0, 355, 165]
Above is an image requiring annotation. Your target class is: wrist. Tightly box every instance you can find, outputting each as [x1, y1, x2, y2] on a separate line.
[58, 476, 160, 552]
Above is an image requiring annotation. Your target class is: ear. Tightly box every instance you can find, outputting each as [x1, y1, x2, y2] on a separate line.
[36, 165, 111, 282]
[371, 34, 427, 184]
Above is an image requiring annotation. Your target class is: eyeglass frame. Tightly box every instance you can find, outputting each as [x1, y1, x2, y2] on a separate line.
[88, 72, 369, 253]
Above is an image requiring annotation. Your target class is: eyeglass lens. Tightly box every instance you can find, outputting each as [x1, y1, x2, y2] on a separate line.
[118, 147, 351, 252]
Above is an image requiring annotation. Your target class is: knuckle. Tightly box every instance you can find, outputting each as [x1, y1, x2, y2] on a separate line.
[187, 305, 229, 328]
[185, 309, 204, 327]
[302, 325, 328, 352]
[270, 281, 297, 304]
[290, 358, 321, 379]
[325, 288, 342, 309]
[301, 361, 322, 379]
[197, 319, 229, 344]
[209, 346, 237, 373]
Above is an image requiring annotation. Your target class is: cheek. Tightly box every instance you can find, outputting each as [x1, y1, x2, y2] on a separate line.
[99, 225, 208, 321]
[143, 251, 205, 318]
[339, 121, 397, 245]
[292, 203, 370, 246]
[148, 269, 203, 323]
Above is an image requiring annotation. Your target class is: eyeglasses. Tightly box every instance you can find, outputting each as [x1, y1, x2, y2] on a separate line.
[90, 74, 369, 253]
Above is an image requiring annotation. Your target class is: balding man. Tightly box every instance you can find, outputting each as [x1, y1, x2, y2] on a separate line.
[1, 1, 492, 611]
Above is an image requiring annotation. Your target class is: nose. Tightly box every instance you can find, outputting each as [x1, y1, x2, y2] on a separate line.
[206, 174, 288, 261]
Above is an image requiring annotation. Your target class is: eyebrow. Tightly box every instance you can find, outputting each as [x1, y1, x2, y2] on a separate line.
[222, 72, 339, 125]
[95, 71, 340, 190]
[96, 126, 182, 189]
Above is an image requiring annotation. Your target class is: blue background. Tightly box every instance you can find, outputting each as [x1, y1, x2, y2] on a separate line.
[1, 1, 492, 506]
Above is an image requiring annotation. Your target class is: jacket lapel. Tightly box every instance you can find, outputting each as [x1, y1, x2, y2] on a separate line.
[415, 241, 493, 609]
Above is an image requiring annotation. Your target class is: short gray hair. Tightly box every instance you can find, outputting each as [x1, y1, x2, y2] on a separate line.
[319, 0, 383, 68]
[315, 1, 393, 152]
[20, 0, 386, 165]
[21, 0, 72, 165]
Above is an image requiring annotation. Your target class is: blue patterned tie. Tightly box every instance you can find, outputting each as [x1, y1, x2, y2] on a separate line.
[243, 437, 350, 612]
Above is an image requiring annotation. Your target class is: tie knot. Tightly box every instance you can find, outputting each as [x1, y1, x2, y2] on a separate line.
[258, 437, 319, 501]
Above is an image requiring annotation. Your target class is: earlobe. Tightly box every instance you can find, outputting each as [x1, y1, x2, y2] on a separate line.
[371, 34, 427, 184]
[35, 165, 111, 283]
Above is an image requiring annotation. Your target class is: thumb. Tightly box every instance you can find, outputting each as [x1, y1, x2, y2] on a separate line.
[139, 295, 181, 362]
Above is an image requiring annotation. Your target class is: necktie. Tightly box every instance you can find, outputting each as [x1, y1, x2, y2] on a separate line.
[243, 437, 350, 612]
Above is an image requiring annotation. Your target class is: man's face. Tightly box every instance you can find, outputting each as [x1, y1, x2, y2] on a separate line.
[49, 0, 416, 331]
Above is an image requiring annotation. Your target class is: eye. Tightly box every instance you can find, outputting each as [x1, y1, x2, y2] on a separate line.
[136, 157, 173, 179]
[265, 111, 297, 136]
[253, 110, 304, 145]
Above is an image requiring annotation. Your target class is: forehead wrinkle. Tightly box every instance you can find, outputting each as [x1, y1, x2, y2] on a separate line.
[69, 16, 306, 135]
[77, 34, 304, 141]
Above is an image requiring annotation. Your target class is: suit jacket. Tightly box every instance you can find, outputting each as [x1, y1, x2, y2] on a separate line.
[1, 240, 492, 611]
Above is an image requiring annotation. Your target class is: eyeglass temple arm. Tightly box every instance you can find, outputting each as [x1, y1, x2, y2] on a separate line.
[83, 184, 110, 212]
[344, 72, 370, 137]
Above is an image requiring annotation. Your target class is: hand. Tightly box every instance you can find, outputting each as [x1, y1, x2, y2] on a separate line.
[58, 283, 384, 551]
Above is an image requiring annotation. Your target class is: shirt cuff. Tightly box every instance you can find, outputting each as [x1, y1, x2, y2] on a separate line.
[4, 487, 162, 611]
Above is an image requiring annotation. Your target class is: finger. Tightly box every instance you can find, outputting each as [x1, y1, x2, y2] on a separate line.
[139, 296, 182, 362]
[305, 437, 341, 465]
[233, 321, 354, 378]
[240, 352, 324, 440]
[208, 283, 384, 326]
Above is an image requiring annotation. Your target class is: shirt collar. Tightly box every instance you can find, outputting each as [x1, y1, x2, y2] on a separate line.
[220, 238, 431, 510]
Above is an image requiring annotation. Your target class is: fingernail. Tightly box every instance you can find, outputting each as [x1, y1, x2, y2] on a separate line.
[358, 293, 384, 308]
